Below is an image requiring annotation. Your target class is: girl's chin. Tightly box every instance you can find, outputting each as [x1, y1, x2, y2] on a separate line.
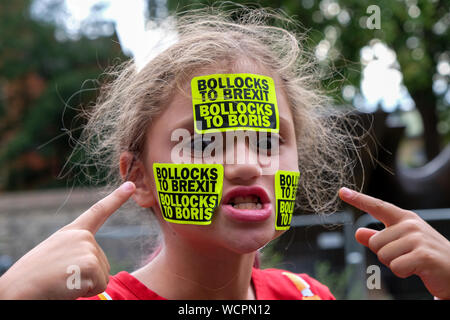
[210, 209, 282, 253]
[219, 228, 281, 254]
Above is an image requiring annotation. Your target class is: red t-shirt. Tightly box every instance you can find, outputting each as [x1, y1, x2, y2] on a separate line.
[78, 268, 335, 300]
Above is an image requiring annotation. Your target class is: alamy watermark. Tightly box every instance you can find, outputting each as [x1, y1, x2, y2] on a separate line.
[66, 264, 81, 290]
[366, 5, 381, 30]
[367, 264, 381, 290]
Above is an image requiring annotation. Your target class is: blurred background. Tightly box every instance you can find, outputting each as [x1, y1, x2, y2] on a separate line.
[0, 0, 449, 299]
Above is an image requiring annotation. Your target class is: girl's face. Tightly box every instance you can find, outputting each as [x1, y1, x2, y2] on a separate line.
[141, 61, 299, 255]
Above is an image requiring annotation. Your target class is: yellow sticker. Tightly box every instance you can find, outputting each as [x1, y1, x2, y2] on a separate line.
[153, 163, 224, 225]
[191, 73, 279, 134]
[275, 170, 300, 230]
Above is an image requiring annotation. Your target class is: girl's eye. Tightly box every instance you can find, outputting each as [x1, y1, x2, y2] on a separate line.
[190, 136, 213, 153]
[258, 137, 273, 150]
[257, 133, 283, 152]
[186, 133, 284, 158]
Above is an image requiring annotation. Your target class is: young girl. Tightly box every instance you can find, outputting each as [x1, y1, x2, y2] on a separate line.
[1, 7, 449, 300]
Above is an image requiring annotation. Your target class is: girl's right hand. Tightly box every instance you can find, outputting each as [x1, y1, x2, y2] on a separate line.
[0, 181, 136, 300]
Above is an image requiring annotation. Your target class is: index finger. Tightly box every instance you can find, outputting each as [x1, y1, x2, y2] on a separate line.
[69, 181, 136, 234]
[339, 187, 414, 227]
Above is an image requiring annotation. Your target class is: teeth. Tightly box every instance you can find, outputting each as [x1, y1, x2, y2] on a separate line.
[231, 195, 260, 204]
[232, 202, 263, 210]
[228, 194, 263, 210]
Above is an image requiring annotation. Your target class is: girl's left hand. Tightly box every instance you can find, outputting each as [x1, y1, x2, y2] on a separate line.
[339, 187, 450, 300]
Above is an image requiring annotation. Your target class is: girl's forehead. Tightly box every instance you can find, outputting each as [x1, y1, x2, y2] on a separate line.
[158, 76, 293, 133]
[150, 60, 293, 136]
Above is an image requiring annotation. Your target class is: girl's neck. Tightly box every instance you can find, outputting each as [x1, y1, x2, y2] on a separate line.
[132, 241, 256, 300]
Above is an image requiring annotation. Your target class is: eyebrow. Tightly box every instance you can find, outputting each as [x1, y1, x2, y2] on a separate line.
[172, 116, 195, 132]
[278, 116, 292, 132]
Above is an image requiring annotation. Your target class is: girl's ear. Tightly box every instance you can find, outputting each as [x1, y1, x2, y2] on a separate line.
[119, 151, 156, 208]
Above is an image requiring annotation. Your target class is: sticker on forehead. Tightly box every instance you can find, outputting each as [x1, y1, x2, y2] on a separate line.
[274, 170, 300, 230]
[191, 73, 279, 134]
[153, 163, 224, 225]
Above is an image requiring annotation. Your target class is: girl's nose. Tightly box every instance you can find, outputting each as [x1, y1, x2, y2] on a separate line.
[222, 131, 263, 184]
[224, 162, 263, 185]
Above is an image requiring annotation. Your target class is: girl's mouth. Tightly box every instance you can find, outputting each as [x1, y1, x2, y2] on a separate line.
[221, 186, 272, 222]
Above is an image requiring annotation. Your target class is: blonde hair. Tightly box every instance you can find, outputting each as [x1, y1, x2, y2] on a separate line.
[68, 5, 361, 215]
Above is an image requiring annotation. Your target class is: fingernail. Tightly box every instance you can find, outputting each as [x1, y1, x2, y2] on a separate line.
[121, 181, 135, 192]
[340, 187, 355, 198]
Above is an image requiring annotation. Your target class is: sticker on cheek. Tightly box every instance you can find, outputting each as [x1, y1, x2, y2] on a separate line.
[275, 170, 300, 230]
[191, 73, 279, 134]
[153, 163, 224, 225]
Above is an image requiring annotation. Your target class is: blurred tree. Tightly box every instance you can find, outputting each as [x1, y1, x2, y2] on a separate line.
[0, 0, 125, 191]
[166, 0, 450, 160]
